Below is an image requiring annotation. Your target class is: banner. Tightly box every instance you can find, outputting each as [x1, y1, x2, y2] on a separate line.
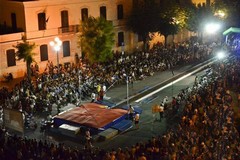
[3, 108, 24, 133]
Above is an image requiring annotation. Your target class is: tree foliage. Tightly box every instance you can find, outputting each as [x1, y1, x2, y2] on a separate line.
[186, 3, 214, 39]
[127, 0, 159, 50]
[157, 1, 188, 46]
[78, 16, 115, 64]
[14, 35, 37, 79]
[213, 0, 240, 27]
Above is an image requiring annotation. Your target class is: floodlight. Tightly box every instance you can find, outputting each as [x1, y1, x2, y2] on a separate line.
[217, 51, 225, 59]
[205, 23, 221, 34]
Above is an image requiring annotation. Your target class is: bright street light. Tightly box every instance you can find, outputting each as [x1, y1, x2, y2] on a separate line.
[216, 51, 225, 60]
[50, 37, 62, 73]
[205, 23, 221, 34]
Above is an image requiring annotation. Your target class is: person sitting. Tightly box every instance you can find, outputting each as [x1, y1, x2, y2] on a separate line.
[3, 73, 13, 82]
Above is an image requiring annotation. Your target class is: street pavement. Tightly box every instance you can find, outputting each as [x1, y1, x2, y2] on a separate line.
[0, 58, 213, 151]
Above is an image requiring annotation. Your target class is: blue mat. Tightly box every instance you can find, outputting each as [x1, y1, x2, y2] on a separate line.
[121, 105, 143, 114]
[111, 119, 132, 132]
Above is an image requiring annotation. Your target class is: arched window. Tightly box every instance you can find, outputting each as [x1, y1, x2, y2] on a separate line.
[61, 10, 69, 27]
[117, 4, 123, 20]
[40, 44, 48, 61]
[11, 13, 17, 31]
[63, 41, 70, 57]
[81, 8, 88, 22]
[6, 49, 16, 67]
[38, 12, 46, 30]
[100, 6, 107, 20]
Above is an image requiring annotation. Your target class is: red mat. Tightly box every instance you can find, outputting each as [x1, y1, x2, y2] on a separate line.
[54, 103, 128, 129]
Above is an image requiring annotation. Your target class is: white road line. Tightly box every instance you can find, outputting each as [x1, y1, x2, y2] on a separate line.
[135, 60, 216, 103]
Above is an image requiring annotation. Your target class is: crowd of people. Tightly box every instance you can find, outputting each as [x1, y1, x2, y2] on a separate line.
[1, 41, 240, 159]
[0, 42, 215, 116]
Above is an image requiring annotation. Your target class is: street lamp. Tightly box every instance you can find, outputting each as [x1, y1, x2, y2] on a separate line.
[216, 51, 225, 60]
[50, 37, 62, 73]
[205, 23, 221, 35]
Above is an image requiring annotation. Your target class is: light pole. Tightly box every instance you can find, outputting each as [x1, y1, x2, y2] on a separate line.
[126, 76, 129, 107]
[121, 42, 125, 55]
[123, 73, 129, 107]
[78, 70, 82, 105]
[50, 37, 62, 73]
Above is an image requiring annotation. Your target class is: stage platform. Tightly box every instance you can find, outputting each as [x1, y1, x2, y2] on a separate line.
[53, 103, 128, 133]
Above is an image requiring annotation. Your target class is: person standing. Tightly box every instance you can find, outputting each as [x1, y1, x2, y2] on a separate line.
[129, 105, 134, 121]
[134, 113, 140, 129]
[159, 104, 164, 122]
[163, 96, 169, 108]
[99, 87, 104, 101]
[85, 128, 93, 148]
[91, 92, 96, 102]
[138, 153, 147, 160]
[96, 84, 101, 96]
[102, 83, 106, 98]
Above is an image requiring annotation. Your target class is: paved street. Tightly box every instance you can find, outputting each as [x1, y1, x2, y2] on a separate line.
[0, 59, 212, 151]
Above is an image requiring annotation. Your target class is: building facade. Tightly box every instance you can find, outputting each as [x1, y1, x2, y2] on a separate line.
[0, 0, 138, 78]
[0, 0, 212, 78]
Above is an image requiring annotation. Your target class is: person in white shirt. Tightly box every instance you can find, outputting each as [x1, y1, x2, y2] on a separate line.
[134, 113, 140, 129]
[102, 84, 106, 97]
[163, 96, 169, 108]
[91, 92, 96, 102]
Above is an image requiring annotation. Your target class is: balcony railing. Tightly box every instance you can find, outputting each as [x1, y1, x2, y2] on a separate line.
[58, 25, 79, 34]
[0, 25, 24, 35]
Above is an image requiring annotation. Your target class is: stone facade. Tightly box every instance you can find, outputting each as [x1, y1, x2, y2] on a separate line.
[0, 0, 202, 78]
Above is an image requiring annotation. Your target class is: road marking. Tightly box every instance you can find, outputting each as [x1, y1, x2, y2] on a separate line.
[135, 60, 216, 103]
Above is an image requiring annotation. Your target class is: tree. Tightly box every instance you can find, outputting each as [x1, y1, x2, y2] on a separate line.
[157, 2, 188, 47]
[186, 3, 214, 42]
[78, 16, 115, 64]
[213, 0, 240, 27]
[127, 0, 159, 50]
[14, 35, 37, 80]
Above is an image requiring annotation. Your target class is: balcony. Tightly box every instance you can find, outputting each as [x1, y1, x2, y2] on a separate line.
[0, 25, 24, 35]
[58, 25, 79, 34]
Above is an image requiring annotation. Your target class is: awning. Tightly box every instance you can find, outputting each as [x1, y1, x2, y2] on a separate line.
[223, 27, 240, 36]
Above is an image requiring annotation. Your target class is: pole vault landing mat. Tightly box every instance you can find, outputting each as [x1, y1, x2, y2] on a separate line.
[111, 119, 133, 132]
[53, 103, 128, 133]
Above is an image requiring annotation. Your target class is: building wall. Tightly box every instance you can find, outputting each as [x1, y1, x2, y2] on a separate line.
[191, 0, 214, 6]
[0, 0, 137, 78]
[0, 0, 206, 78]
[0, 0, 26, 31]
